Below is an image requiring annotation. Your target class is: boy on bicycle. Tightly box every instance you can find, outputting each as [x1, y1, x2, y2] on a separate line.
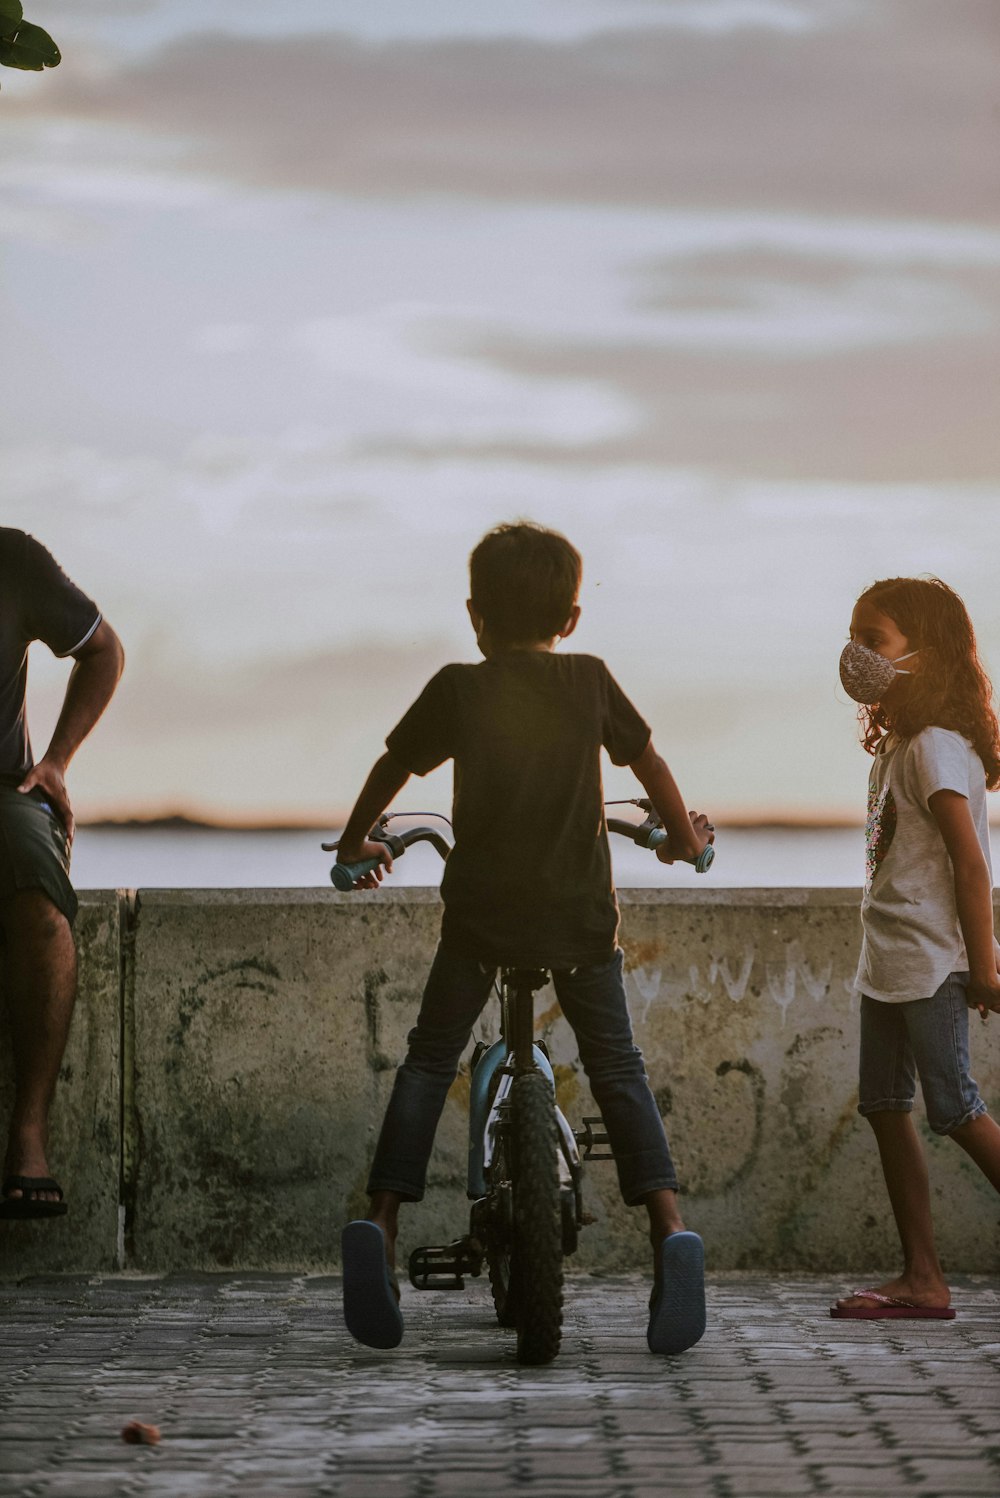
[336, 521, 713, 1355]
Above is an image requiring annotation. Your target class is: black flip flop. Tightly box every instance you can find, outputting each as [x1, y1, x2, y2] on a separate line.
[647, 1231, 706, 1355]
[342, 1221, 403, 1349]
[0, 1175, 68, 1220]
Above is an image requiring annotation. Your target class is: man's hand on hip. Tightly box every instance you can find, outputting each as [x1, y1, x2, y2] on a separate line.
[18, 756, 74, 843]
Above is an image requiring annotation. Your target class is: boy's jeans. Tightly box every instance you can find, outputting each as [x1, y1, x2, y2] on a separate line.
[367, 944, 678, 1206]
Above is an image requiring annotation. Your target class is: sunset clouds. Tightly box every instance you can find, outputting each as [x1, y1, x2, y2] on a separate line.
[4, 0, 998, 823]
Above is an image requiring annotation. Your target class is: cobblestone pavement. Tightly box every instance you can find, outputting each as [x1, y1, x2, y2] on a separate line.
[0, 1273, 998, 1498]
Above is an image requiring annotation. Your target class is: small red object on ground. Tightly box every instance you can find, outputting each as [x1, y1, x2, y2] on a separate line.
[121, 1421, 161, 1445]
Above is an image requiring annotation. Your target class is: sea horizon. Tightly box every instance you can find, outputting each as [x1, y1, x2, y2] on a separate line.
[66, 821, 883, 892]
[79, 811, 871, 833]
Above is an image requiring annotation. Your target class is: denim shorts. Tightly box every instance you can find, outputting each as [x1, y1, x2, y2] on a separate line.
[858, 972, 987, 1135]
[0, 780, 77, 926]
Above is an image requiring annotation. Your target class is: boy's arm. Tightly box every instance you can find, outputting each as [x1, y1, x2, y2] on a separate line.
[929, 789, 1000, 1016]
[629, 739, 713, 865]
[335, 751, 411, 887]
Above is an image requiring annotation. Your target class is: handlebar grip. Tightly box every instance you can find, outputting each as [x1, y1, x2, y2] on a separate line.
[331, 857, 382, 891]
[647, 827, 715, 874]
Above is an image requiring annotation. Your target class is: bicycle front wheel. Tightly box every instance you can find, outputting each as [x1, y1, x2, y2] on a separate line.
[485, 1117, 519, 1329]
[510, 1070, 563, 1365]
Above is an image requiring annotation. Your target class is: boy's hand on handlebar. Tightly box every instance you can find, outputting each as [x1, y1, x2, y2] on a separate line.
[337, 838, 394, 889]
[655, 810, 715, 866]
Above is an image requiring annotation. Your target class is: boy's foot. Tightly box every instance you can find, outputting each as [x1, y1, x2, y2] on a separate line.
[831, 1274, 953, 1319]
[647, 1230, 706, 1355]
[342, 1220, 404, 1349]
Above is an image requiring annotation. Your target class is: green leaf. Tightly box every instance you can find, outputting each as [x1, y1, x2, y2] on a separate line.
[0, 0, 23, 42]
[0, 19, 61, 70]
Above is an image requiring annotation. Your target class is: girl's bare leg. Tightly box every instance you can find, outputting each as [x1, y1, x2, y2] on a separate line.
[948, 1113, 1000, 1191]
[836, 1110, 950, 1311]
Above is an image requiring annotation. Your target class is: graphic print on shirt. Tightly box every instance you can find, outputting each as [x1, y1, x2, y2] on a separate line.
[865, 782, 897, 891]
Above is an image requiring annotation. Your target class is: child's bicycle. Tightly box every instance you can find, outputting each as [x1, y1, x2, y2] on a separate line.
[326, 801, 714, 1366]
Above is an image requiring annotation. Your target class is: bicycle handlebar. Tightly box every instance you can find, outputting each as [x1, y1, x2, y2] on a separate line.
[328, 809, 715, 888]
[605, 817, 715, 874]
[328, 825, 452, 890]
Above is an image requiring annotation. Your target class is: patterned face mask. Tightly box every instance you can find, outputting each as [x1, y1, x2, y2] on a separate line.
[839, 640, 918, 704]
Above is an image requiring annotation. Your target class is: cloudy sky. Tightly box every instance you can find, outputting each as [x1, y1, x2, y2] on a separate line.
[4, 0, 998, 824]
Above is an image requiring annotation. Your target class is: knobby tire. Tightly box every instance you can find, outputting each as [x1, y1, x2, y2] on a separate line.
[486, 1121, 519, 1329]
[510, 1070, 563, 1365]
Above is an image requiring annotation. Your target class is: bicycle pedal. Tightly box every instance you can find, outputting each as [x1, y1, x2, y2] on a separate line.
[408, 1238, 484, 1291]
[575, 1115, 614, 1161]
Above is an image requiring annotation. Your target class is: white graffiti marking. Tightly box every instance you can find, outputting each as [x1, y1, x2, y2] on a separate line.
[629, 941, 846, 1022]
[630, 964, 662, 1002]
[765, 959, 797, 1026]
[763, 942, 834, 1023]
[707, 949, 756, 1004]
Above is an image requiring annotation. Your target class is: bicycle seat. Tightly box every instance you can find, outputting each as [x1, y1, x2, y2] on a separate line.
[501, 968, 550, 992]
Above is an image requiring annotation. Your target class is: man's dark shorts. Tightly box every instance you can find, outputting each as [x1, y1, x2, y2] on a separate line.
[0, 777, 77, 926]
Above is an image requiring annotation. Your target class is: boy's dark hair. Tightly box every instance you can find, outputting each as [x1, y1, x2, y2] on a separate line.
[469, 522, 582, 646]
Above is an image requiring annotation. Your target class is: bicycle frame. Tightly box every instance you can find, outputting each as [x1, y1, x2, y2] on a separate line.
[467, 972, 582, 1203]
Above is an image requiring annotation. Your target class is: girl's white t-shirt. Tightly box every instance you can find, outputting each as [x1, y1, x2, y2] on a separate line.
[856, 727, 992, 1004]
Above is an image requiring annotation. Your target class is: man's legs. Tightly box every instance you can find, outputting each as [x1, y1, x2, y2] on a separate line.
[1, 890, 77, 1204]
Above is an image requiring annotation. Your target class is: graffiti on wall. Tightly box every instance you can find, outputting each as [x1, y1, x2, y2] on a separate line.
[626, 940, 857, 1025]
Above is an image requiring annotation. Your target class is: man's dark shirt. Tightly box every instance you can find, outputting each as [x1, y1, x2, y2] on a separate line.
[0, 529, 101, 780]
[386, 652, 651, 968]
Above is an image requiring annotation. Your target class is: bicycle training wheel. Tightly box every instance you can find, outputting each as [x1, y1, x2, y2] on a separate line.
[510, 1070, 563, 1365]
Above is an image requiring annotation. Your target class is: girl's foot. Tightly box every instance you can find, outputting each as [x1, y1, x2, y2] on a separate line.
[833, 1273, 950, 1314]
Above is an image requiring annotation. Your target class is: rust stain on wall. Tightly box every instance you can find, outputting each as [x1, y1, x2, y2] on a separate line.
[623, 939, 667, 971]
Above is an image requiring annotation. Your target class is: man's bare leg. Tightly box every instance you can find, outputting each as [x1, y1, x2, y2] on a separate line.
[1, 890, 77, 1204]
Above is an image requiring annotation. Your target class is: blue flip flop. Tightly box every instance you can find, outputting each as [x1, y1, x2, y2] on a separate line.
[647, 1230, 706, 1355]
[342, 1221, 404, 1349]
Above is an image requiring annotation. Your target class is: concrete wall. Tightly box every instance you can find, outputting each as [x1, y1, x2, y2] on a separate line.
[2, 888, 998, 1274]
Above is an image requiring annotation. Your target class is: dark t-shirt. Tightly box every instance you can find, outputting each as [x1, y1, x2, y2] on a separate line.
[0, 529, 101, 779]
[386, 652, 651, 968]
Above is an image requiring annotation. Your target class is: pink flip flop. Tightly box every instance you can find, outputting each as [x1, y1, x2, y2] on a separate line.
[830, 1288, 955, 1320]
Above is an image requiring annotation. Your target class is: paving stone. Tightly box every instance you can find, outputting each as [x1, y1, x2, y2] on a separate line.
[908, 1459, 1000, 1490]
[0, 1273, 997, 1498]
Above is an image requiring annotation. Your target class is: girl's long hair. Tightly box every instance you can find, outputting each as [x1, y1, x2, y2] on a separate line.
[857, 576, 1000, 788]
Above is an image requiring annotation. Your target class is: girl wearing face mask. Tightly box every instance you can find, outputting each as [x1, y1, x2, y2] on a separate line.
[832, 577, 1000, 1321]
